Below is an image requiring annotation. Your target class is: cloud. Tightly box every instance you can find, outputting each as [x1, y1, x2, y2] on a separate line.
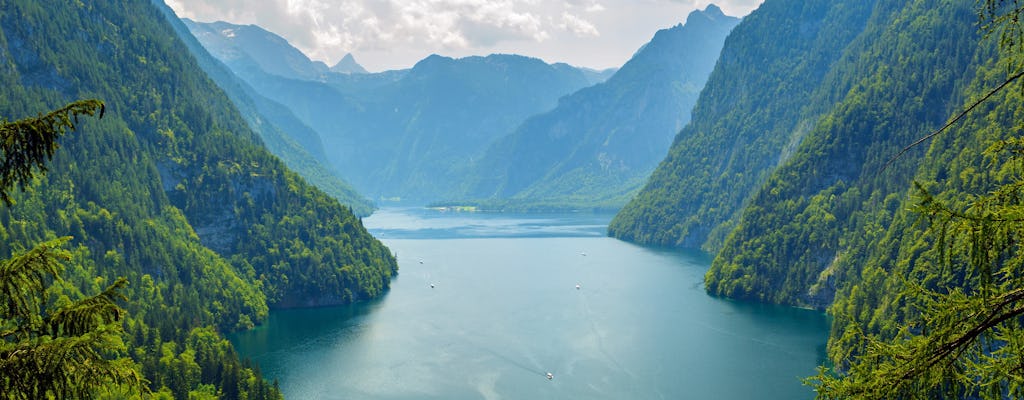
[559, 12, 600, 37]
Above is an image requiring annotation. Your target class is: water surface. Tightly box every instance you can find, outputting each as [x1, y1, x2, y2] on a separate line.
[231, 208, 829, 399]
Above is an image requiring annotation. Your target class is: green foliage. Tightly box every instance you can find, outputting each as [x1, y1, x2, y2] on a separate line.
[610, 0, 1024, 395]
[703, 0, 983, 308]
[806, 1, 1024, 397]
[0, 99, 102, 205]
[813, 123, 1024, 398]
[0, 0, 398, 398]
[163, 10, 374, 216]
[609, 0, 880, 250]
[0, 237, 144, 400]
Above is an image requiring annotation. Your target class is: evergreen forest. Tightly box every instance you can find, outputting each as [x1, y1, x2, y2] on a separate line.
[613, 0, 1024, 396]
[8, 0, 1024, 397]
[0, 0, 397, 398]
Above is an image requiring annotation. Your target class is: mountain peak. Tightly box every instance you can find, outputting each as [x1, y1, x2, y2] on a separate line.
[687, 4, 730, 25]
[331, 53, 368, 74]
[704, 4, 724, 17]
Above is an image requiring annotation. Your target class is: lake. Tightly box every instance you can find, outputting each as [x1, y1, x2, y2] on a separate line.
[231, 207, 829, 399]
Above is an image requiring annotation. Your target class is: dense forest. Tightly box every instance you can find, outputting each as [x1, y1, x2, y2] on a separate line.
[157, 4, 374, 217]
[706, 0, 981, 308]
[609, 0, 881, 251]
[613, 0, 1024, 396]
[0, 0, 397, 398]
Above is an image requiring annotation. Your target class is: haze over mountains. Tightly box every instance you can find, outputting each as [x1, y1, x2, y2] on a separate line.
[178, 0, 1024, 394]
[183, 6, 736, 207]
[463, 6, 740, 210]
[169, 12, 374, 215]
[5, 0, 1021, 397]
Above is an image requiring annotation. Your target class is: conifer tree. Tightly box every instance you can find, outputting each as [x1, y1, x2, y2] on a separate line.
[810, 1, 1024, 398]
[0, 100, 144, 399]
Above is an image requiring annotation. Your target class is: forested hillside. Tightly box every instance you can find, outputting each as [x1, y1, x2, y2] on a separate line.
[705, 0, 982, 308]
[0, 0, 396, 397]
[160, 5, 373, 216]
[609, 0, 880, 249]
[612, 0, 1000, 308]
[612, 0, 1024, 394]
[460, 5, 739, 211]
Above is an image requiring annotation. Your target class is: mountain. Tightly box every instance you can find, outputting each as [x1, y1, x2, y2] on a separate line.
[331, 53, 368, 74]
[329, 53, 596, 202]
[612, 0, 988, 307]
[577, 66, 618, 85]
[609, 0, 1012, 374]
[185, 20, 601, 201]
[183, 18, 332, 81]
[459, 5, 739, 211]
[0, 0, 396, 397]
[609, 0, 880, 248]
[165, 10, 374, 215]
[702, 0, 982, 308]
[603, 0, 1024, 390]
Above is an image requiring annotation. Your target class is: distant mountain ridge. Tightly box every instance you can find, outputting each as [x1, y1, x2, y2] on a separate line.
[332, 53, 368, 74]
[184, 19, 339, 81]
[184, 7, 734, 208]
[183, 19, 605, 202]
[457, 5, 740, 211]
[168, 14, 374, 215]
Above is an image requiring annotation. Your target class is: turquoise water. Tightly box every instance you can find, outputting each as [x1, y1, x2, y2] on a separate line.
[231, 208, 829, 399]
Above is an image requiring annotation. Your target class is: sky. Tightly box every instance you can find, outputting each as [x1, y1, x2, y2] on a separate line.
[166, 0, 764, 72]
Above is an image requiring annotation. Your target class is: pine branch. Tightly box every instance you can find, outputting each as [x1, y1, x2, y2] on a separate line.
[0, 237, 71, 336]
[45, 277, 128, 337]
[0, 99, 104, 206]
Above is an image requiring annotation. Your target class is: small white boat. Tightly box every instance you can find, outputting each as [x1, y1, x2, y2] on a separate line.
[546, 372, 553, 380]
[575, 284, 581, 290]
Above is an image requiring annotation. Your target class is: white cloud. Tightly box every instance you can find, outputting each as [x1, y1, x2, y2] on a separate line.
[559, 12, 599, 37]
[166, 0, 765, 71]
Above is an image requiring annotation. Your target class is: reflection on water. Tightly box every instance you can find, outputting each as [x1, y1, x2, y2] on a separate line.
[232, 207, 829, 400]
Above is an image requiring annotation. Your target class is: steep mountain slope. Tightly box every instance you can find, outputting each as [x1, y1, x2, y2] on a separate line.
[462, 5, 739, 211]
[705, 0, 982, 308]
[0, 0, 396, 396]
[164, 8, 374, 216]
[825, 36, 1018, 373]
[609, 0, 880, 248]
[184, 19, 334, 81]
[612, 0, 995, 313]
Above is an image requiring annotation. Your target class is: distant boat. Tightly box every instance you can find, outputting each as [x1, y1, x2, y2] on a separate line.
[430, 283, 435, 289]
[419, 259, 424, 264]
[546, 372, 553, 380]
[580, 252, 586, 256]
[575, 284, 581, 290]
